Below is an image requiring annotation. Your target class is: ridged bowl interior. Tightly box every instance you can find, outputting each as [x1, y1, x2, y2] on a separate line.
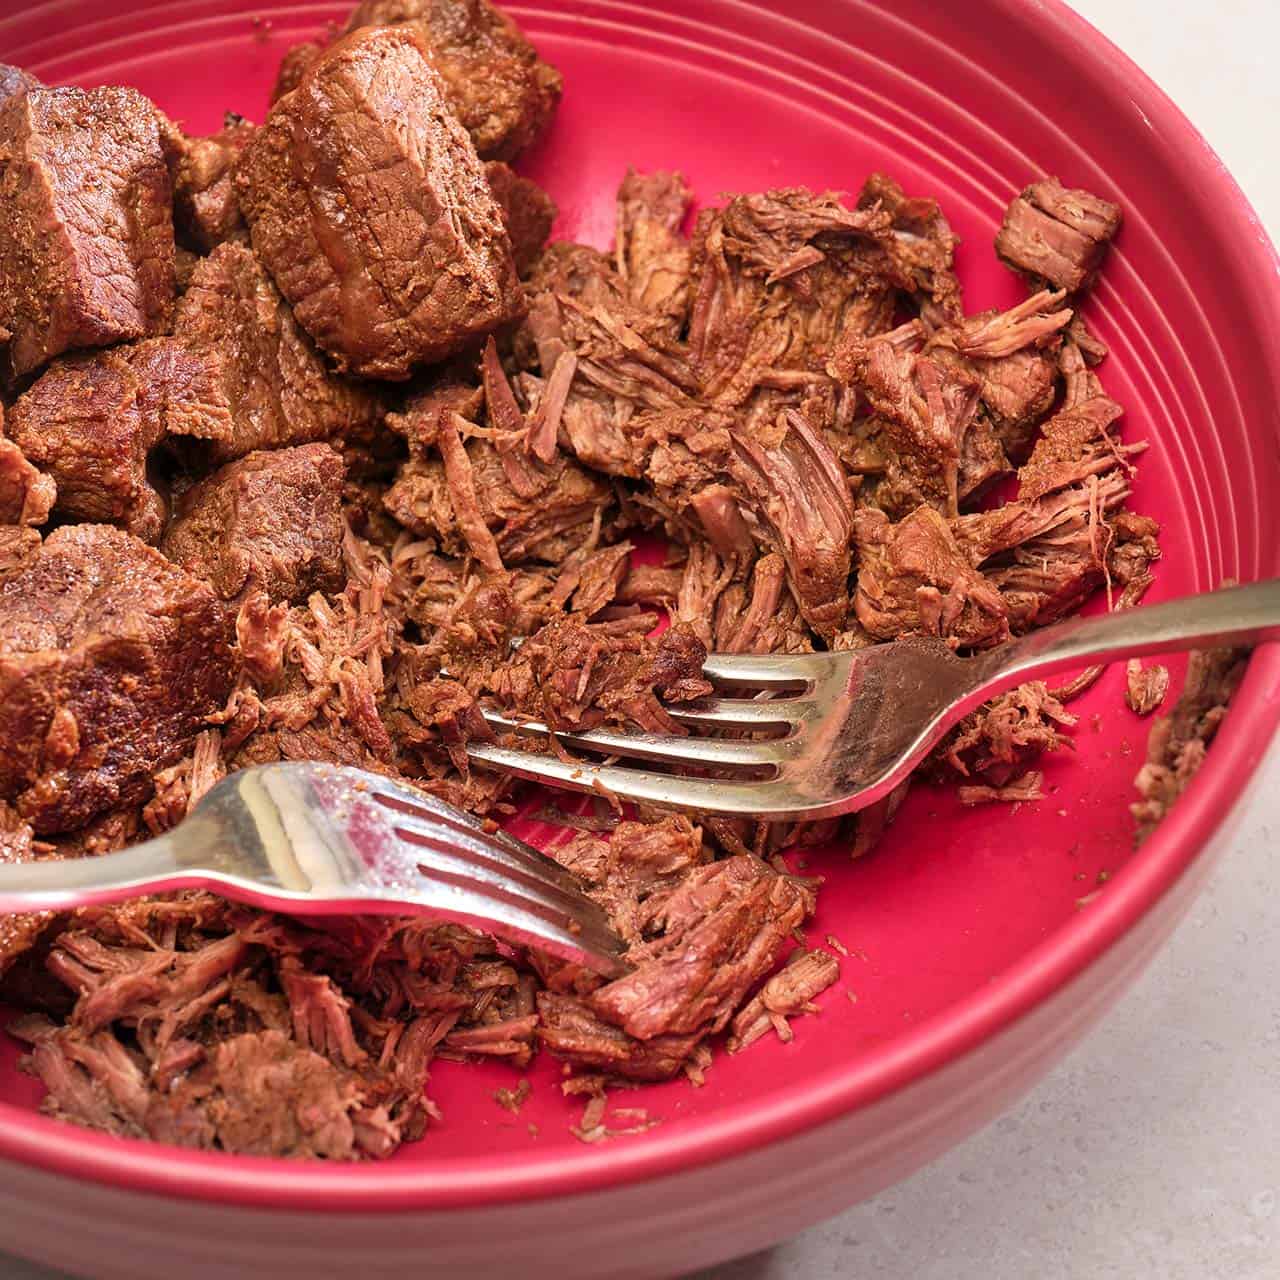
[0, 0, 1277, 1212]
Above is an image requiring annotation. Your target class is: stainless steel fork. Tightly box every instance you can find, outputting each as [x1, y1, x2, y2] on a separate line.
[466, 579, 1280, 821]
[0, 763, 627, 975]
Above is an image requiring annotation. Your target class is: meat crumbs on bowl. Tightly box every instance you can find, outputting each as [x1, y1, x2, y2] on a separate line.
[0, 0, 1237, 1159]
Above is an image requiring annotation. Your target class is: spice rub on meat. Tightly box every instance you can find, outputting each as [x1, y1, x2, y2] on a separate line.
[0, 84, 175, 378]
[0, 4, 1192, 1162]
[161, 444, 347, 604]
[237, 25, 524, 380]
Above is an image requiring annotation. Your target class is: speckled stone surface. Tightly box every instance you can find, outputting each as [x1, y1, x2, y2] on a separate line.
[2, 3, 1277, 1278]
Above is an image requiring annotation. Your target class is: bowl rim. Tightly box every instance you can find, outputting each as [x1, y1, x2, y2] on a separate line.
[0, 0, 1277, 1215]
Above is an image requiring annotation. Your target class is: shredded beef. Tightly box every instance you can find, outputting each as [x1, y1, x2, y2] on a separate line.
[0, 32, 1174, 1159]
[1132, 646, 1248, 844]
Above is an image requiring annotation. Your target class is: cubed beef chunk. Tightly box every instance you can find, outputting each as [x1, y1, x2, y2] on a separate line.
[0, 403, 54, 527]
[171, 115, 256, 252]
[271, 43, 324, 104]
[0, 65, 39, 110]
[8, 339, 234, 542]
[0, 524, 235, 833]
[161, 444, 346, 603]
[340, 0, 561, 161]
[484, 161, 556, 276]
[0, 86, 174, 378]
[236, 25, 523, 380]
[995, 177, 1122, 293]
[174, 242, 383, 460]
[0, 527, 40, 580]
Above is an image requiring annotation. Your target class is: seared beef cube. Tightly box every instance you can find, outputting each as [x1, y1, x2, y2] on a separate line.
[175, 243, 383, 460]
[0, 525, 235, 833]
[0, 403, 54, 527]
[341, 0, 561, 160]
[171, 116, 256, 252]
[0, 65, 39, 109]
[161, 444, 346, 603]
[236, 25, 522, 380]
[484, 161, 556, 276]
[0, 86, 174, 378]
[0, 527, 39, 580]
[995, 177, 1122, 293]
[271, 43, 324, 103]
[8, 339, 233, 542]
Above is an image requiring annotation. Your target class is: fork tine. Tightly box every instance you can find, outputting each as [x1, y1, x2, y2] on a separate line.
[477, 710, 793, 768]
[369, 787, 586, 894]
[700, 652, 829, 686]
[667, 698, 801, 728]
[386, 873, 625, 974]
[463, 742, 810, 817]
[383, 817, 594, 918]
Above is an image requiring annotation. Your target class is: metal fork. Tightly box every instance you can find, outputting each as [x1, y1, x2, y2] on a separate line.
[0, 763, 627, 975]
[466, 580, 1280, 822]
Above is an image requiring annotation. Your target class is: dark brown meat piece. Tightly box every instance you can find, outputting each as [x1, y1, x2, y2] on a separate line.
[589, 856, 810, 1040]
[856, 171, 963, 321]
[0, 525, 235, 833]
[383, 430, 612, 567]
[0, 526, 40, 580]
[171, 115, 256, 252]
[729, 409, 855, 639]
[0, 800, 59, 979]
[8, 338, 236, 542]
[537, 992, 703, 1082]
[0, 409, 54, 526]
[995, 177, 1122, 293]
[616, 168, 692, 335]
[161, 444, 346, 604]
[837, 321, 979, 519]
[174, 242, 383, 461]
[271, 43, 324, 103]
[853, 505, 1007, 647]
[1132, 645, 1248, 843]
[938, 680, 1076, 781]
[482, 617, 712, 734]
[341, 0, 562, 161]
[689, 187, 896, 407]
[236, 25, 523, 380]
[485, 160, 556, 276]
[0, 65, 39, 109]
[0, 86, 174, 377]
[1125, 659, 1169, 716]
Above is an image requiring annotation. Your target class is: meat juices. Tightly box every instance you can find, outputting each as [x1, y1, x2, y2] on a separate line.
[0, 525, 235, 833]
[161, 443, 347, 604]
[0, 86, 175, 378]
[236, 25, 523, 380]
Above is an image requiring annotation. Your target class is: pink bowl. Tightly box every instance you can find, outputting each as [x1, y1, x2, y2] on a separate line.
[1, 1, 1278, 1276]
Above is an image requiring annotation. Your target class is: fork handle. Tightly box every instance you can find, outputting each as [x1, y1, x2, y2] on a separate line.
[0, 820, 224, 913]
[992, 578, 1280, 685]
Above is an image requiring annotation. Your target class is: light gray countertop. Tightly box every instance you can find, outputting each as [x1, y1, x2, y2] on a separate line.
[3, 3, 1278, 1278]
